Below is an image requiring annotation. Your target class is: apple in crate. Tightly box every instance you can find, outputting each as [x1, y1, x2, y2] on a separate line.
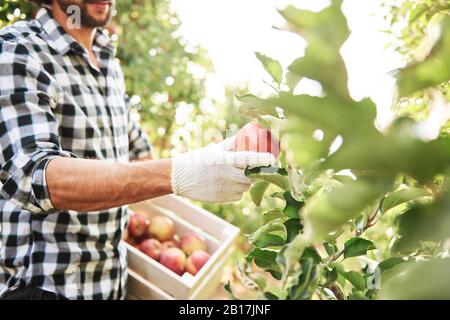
[128, 211, 149, 239]
[148, 215, 175, 241]
[180, 232, 207, 255]
[162, 239, 179, 250]
[139, 239, 162, 261]
[125, 237, 138, 248]
[234, 121, 280, 158]
[186, 250, 210, 276]
[160, 247, 186, 275]
[124, 229, 140, 248]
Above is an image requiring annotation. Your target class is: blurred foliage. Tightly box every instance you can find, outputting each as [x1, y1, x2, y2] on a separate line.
[384, 0, 450, 59]
[0, 0, 33, 28]
[385, 0, 450, 124]
[113, 0, 246, 158]
[230, 0, 450, 300]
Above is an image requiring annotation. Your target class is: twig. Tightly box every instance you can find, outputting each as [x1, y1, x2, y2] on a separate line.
[330, 248, 345, 262]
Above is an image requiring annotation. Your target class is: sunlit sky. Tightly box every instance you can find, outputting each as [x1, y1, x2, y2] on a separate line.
[170, 0, 406, 127]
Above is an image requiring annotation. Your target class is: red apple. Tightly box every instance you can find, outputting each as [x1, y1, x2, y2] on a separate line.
[180, 232, 207, 255]
[125, 235, 140, 249]
[186, 250, 210, 276]
[162, 239, 179, 250]
[234, 121, 280, 158]
[139, 239, 162, 261]
[148, 215, 175, 241]
[160, 247, 186, 275]
[132, 241, 141, 249]
[128, 211, 149, 239]
[124, 230, 138, 247]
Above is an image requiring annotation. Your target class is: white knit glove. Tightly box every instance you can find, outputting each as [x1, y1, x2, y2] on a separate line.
[171, 140, 276, 203]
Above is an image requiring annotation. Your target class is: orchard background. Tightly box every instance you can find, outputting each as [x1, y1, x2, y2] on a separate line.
[1, 0, 450, 299]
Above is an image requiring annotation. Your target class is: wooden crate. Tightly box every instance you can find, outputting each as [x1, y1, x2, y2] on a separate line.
[126, 268, 174, 300]
[124, 194, 240, 300]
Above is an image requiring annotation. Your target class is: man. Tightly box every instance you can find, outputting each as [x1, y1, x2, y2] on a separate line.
[0, 0, 274, 300]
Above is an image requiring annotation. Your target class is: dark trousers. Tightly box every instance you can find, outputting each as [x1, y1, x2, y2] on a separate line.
[0, 286, 68, 300]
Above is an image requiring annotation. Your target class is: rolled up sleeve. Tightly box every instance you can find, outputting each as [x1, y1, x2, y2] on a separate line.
[126, 95, 153, 161]
[0, 43, 75, 214]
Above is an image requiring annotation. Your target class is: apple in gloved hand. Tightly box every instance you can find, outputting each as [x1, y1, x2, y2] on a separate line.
[148, 215, 175, 241]
[180, 232, 207, 255]
[128, 211, 149, 239]
[186, 250, 210, 275]
[139, 239, 162, 261]
[160, 247, 186, 275]
[234, 121, 280, 158]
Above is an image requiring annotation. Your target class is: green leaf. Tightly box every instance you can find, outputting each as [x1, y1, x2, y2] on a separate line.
[268, 270, 282, 281]
[348, 290, 369, 300]
[279, 233, 309, 278]
[392, 197, 450, 254]
[408, 3, 428, 24]
[246, 168, 291, 191]
[250, 181, 270, 206]
[269, 93, 377, 138]
[261, 209, 284, 224]
[288, 257, 316, 300]
[237, 94, 279, 117]
[271, 192, 286, 200]
[343, 238, 376, 259]
[254, 234, 285, 248]
[248, 273, 267, 291]
[378, 258, 450, 299]
[278, 167, 288, 176]
[284, 218, 302, 243]
[324, 242, 338, 256]
[301, 247, 322, 264]
[279, 2, 351, 98]
[354, 214, 367, 234]
[378, 257, 405, 273]
[286, 71, 302, 92]
[326, 133, 450, 183]
[255, 52, 283, 85]
[336, 268, 366, 291]
[263, 292, 279, 300]
[247, 248, 282, 280]
[324, 267, 338, 286]
[283, 191, 303, 218]
[249, 219, 285, 246]
[304, 179, 387, 241]
[245, 165, 281, 176]
[224, 281, 238, 300]
[381, 187, 431, 214]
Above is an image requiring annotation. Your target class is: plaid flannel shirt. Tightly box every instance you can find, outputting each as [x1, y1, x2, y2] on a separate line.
[0, 7, 152, 299]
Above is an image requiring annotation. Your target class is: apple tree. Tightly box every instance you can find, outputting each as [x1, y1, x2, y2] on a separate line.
[228, 0, 450, 300]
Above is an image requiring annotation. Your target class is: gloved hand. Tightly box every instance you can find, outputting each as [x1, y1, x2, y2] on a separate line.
[171, 140, 276, 203]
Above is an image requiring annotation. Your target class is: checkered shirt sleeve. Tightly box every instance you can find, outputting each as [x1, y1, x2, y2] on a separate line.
[0, 41, 75, 214]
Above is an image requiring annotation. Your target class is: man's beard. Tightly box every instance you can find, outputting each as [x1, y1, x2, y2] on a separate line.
[57, 0, 114, 28]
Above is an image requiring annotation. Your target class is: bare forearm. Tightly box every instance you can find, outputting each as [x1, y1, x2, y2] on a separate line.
[46, 157, 172, 212]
